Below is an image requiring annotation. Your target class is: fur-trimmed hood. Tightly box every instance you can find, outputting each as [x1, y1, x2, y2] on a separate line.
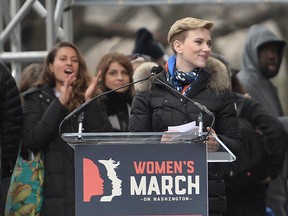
[133, 56, 230, 93]
[205, 56, 230, 93]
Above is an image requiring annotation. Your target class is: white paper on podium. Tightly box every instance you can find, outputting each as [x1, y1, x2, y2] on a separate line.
[165, 121, 199, 141]
[168, 121, 198, 132]
[165, 121, 236, 162]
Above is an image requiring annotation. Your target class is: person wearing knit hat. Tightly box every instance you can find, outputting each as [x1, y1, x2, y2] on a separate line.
[132, 28, 167, 67]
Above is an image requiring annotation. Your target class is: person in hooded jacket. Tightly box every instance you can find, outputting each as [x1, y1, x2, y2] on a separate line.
[210, 53, 286, 216]
[237, 24, 288, 216]
[89, 52, 134, 132]
[21, 41, 112, 216]
[225, 74, 286, 216]
[0, 62, 22, 215]
[129, 17, 241, 216]
[237, 24, 286, 117]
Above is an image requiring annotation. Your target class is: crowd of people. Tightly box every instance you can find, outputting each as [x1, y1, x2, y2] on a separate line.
[0, 16, 287, 216]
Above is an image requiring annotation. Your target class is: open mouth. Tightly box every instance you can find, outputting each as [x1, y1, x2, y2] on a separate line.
[64, 69, 73, 74]
[268, 64, 277, 71]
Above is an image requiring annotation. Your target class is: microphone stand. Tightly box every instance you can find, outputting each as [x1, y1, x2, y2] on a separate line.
[59, 71, 157, 140]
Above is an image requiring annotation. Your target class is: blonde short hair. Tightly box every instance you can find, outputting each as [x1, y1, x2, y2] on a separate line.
[167, 17, 213, 54]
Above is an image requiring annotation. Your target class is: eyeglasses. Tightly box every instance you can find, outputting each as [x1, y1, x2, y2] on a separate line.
[126, 53, 152, 62]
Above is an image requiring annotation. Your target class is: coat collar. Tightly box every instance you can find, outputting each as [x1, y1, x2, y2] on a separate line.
[133, 56, 230, 94]
[205, 56, 230, 93]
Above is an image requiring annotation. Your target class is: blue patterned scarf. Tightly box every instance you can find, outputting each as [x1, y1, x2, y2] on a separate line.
[166, 55, 200, 95]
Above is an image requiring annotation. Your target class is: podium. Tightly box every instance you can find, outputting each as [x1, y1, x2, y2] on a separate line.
[62, 132, 235, 216]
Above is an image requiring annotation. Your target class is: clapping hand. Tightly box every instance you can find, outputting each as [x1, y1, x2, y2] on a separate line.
[85, 70, 102, 101]
[59, 74, 76, 107]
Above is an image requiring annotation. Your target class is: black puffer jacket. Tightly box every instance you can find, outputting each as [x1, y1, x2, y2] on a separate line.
[21, 84, 112, 216]
[99, 91, 132, 132]
[0, 62, 22, 179]
[235, 93, 285, 179]
[129, 57, 241, 214]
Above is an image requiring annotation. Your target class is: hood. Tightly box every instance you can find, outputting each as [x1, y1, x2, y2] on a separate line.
[241, 24, 286, 76]
[133, 57, 229, 93]
[133, 62, 159, 92]
[205, 56, 230, 93]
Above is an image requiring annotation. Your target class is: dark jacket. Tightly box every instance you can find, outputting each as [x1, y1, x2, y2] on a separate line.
[224, 93, 286, 191]
[99, 91, 132, 132]
[223, 93, 286, 216]
[235, 93, 285, 179]
[0, 62, 22, 179]
[21, 84, 112, 216]
[129, 57, 241, 214]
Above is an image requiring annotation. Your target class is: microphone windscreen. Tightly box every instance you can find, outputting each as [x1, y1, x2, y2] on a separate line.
[133, 62, 158, 92]
[151, 65, 163, 74]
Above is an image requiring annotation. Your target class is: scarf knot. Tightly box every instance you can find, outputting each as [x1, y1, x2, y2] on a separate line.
[166, 55, 200, 94]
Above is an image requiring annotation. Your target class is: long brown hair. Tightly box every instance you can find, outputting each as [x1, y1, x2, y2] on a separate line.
[95, 52, 135, 96]
[19, 63, 43, 93]
[37, 41, 91, 111]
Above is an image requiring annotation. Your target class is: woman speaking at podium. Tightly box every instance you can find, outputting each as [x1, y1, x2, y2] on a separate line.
[129, 17, 241, 216]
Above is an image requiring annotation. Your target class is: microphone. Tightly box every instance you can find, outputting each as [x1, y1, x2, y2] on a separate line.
[198, 111, 203, 137]
[59, 69, 159, 136]
[77, 112, 84, 140]
[151, 65, 215, 139]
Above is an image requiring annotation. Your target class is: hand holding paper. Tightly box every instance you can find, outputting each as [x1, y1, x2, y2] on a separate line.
[161, 121, 199, 143]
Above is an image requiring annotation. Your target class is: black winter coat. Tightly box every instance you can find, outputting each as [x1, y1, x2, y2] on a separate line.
[235, 93, 285, 179]
[99, 91, 132, 132]
[0, 62, 22, 179]
[21, 84, 112, 216]
[129, 57, 241, 214]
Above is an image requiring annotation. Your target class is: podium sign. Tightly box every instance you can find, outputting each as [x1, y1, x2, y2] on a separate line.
[75, 142, 208, 216]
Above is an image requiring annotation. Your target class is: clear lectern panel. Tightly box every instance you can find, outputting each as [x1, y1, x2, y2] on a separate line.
[62, 131, 235, 162]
